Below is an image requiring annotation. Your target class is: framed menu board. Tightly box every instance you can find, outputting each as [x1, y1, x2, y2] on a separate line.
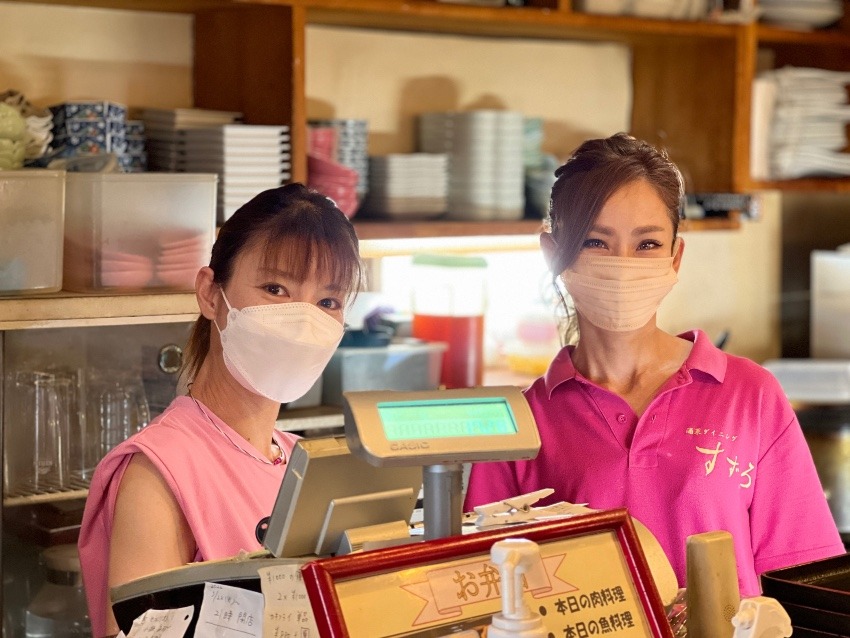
[302, 508, 673, 638]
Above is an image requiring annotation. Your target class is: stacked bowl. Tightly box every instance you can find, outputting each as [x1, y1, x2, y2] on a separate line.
[0, 90, 52, 165]
[307, 154, 359, 218]
[0, 103, 26, 170]
[419, 110, 525, 221]
[759, 0, 843, 29]
[308, 119, 369, 197]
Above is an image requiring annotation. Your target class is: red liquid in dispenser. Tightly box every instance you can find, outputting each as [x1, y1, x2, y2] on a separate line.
[413, 314, 484, 389]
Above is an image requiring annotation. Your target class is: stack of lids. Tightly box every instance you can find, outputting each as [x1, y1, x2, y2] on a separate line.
[419, 110, 525, 221]
[140, 108, 242, 172]
[361, 154, 448, 219]
[751, 66, 850, 180]
[177, 125, 292, 223]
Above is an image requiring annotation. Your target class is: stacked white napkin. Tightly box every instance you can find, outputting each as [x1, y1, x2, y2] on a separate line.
[751, 67, 850, 179]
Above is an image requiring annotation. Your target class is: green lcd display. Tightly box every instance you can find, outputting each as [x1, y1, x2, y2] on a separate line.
[376, 397, 518, 441]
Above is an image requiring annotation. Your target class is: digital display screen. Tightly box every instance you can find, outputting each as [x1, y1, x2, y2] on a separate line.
[376, 397, 518, 441]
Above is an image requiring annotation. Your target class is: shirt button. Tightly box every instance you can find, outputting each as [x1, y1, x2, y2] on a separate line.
[617, 413, 626, 424]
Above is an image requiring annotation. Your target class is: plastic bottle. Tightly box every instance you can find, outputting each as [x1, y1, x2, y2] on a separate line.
[486, 538, 546, 638]
[25, 544, 91, 638]
[411, 254, 487, 389]
[731, 597, 792, 638]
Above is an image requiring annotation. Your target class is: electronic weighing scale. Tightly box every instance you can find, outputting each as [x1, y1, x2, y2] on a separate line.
[111, 386, 541, 634]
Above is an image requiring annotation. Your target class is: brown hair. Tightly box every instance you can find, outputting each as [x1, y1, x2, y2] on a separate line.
[182, 183, 363, 381]
[547, 132, 684, 274]
[546, 133, 684, 343]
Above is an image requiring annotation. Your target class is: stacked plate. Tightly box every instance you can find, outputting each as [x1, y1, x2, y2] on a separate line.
[360, 154, 448, 219]
[98, 249, 155, 289]
[176, 125, 292, 223]
[154, 230, 209, 289]
[760, 0, 843, 29]
[308, 119, 369, 196]
[419, 110, 525, 221]
[140, 108, 242, 172]
[753, 67, 850, 179]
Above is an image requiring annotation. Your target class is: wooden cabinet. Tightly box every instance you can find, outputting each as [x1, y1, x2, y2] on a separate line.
[184, 0, 850, 196]
[10, 0, 849, 199]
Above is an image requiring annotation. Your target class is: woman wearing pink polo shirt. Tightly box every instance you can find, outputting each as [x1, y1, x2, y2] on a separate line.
[79, 184, 363, 637]
[464, 133, 844, 597]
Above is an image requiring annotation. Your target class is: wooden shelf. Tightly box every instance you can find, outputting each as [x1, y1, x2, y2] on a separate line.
[680, 216, 742, 232]
[748, 178, 850, 193]
[353, 216, 737, 242]
[297, 0, 741, 43]
[353, 219, 544, 240]
[757, 23, 850, 48]
[0, 291, 198, 330]
[9, 0, 849, 195]
[4, 0, 230, 11]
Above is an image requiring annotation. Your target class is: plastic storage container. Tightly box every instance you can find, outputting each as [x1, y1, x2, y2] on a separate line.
[411, 254, 487, 389]
[321, 340, 447, 407]
[811, 250, 850, 359]
[63, 173, 217, 292]
[0, 170, 65, 295]
[24, 544, 91, 638]
[762, 358, 850, 405]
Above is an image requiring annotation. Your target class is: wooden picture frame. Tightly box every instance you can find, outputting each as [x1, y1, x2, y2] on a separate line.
[302, 508, 674, 638]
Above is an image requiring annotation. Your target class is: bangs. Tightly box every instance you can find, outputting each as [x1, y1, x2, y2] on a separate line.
[256, 233, 362, 298]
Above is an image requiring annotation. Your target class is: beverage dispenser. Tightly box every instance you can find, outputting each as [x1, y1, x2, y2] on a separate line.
[411, 254, 487, 389]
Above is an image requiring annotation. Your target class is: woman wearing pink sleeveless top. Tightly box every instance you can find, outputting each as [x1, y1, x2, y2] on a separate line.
[79, 184, 364, 637]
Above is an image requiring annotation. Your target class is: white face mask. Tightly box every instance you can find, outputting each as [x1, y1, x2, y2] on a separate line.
[561, 238, 682, 332]
[215, 290, 344, 403]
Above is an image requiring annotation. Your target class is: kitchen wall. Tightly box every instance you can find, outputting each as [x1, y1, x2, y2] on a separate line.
[0, 3, 782, 363]
[0, 3, 192, 109]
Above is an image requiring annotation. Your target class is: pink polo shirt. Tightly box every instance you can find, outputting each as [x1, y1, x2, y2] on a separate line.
[465, 330, 844, 596]
[78, 395, 300, 638]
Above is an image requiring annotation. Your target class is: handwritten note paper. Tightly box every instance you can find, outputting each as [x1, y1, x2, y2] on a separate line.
[125, 606, 194, 638]
[258, 564, 319, 638]
[195, 582, 264, 638]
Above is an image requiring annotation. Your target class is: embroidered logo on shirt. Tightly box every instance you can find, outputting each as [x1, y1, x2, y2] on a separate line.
[695, 441, 754, 489]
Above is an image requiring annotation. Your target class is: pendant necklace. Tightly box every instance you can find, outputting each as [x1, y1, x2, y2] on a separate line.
[189, 392, 284, 466]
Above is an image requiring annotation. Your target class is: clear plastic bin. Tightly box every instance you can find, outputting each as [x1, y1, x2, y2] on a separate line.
[0, 170, 65, 295]
[63, 173, 217, 292]
[321, 340, 447, 407]
[763, 358, 850, 405]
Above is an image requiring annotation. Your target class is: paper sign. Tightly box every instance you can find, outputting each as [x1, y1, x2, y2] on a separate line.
[125, 606, 194, 638]
[195, 582, 264, 638]
[259, 564, 320, 638]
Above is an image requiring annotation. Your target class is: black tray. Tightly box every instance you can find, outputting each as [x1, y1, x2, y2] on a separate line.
[791, 627, 845, 638]
[761, 553, 850, 615]
[781, 601, 850, 635]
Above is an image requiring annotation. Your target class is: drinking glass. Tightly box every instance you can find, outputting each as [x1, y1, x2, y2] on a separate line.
[3, 371, 70, 495]
[90, 374, 150, 458]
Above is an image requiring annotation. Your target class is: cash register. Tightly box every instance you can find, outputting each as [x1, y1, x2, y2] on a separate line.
[111, 385, 541, 633]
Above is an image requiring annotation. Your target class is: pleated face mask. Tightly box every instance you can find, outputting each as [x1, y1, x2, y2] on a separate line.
[561, 237, 682, 332]
[215, 289, 344, 403]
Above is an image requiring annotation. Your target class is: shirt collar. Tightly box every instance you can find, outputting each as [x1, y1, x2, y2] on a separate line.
[542, 328, 727, 398]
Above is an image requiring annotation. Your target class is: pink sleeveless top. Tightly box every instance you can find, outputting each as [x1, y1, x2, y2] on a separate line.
[78, 395, 300, 638]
